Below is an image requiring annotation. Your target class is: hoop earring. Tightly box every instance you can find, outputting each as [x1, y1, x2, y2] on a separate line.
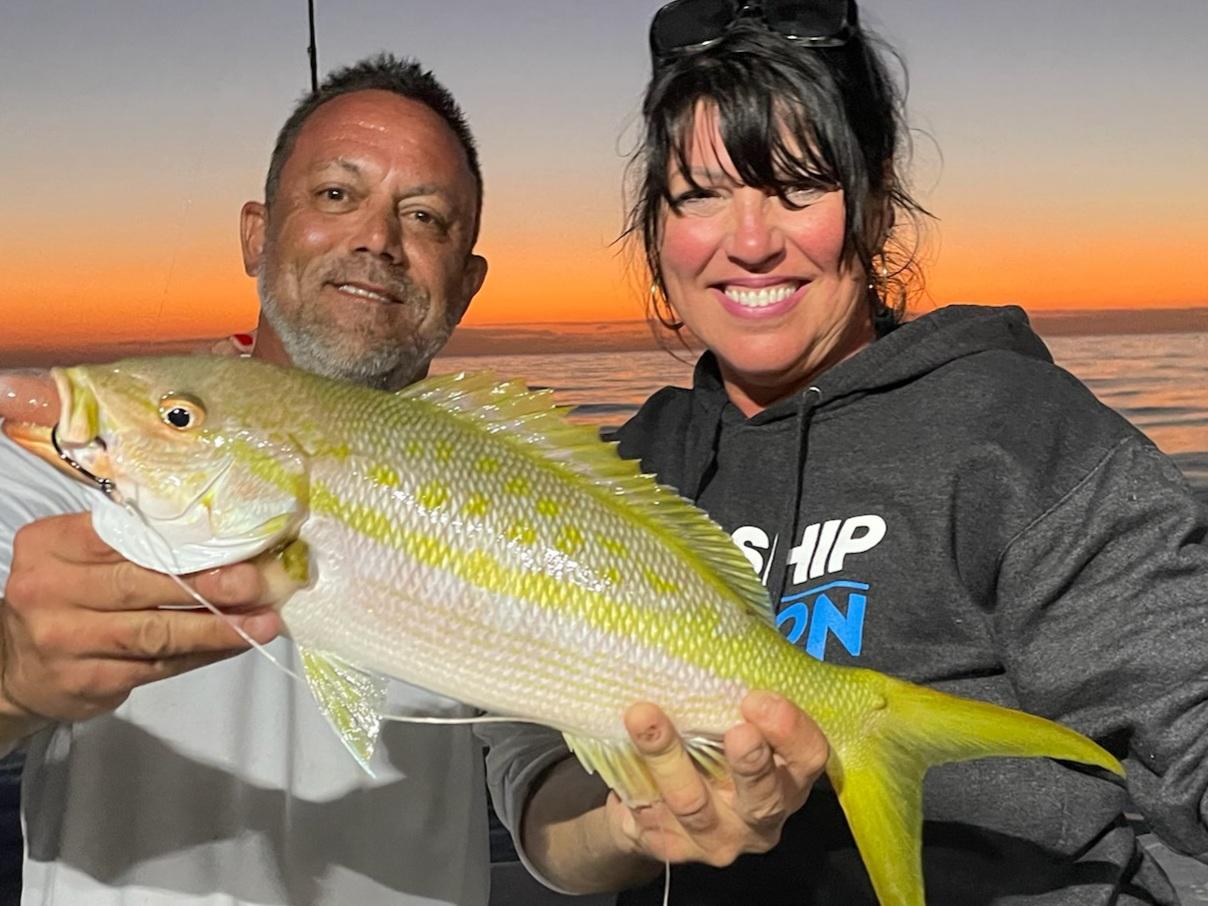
[866, 253, 890, 297]
[650, 282, 684, 331]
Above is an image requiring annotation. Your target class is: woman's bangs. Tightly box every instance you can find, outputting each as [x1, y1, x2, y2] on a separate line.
[716, 87, 839, 196]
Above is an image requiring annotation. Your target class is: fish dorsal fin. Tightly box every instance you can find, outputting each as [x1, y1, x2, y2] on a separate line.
[299, 646, 388, 776]
[563, 730, 730, 808]
[397, 371, 775, 624]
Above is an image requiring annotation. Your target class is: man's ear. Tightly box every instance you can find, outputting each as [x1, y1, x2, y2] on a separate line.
[240, 201, 268, 277]
[451, 254, 488, 326]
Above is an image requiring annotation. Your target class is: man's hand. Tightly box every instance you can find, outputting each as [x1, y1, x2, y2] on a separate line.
[0, 513, 282, 730]
[605, 692, 828, 867]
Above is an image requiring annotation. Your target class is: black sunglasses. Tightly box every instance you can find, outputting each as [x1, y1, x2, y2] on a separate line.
[649, 0, 855, 66]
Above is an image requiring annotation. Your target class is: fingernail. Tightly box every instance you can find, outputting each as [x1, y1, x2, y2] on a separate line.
[636, 722, 663, 748]
[241, 614, 279, 641]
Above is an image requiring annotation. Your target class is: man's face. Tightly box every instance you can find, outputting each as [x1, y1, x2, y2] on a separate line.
[241, 89, 487, 389]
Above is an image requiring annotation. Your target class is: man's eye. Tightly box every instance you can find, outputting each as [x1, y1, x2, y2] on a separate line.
[317, 187, 349, 203]
[404, 209, 447, 231]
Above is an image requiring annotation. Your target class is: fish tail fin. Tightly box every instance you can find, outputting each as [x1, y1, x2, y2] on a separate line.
[818, 674, 1123, 906]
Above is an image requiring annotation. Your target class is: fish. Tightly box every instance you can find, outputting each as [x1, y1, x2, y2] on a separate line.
[3, 355, 1124, 906]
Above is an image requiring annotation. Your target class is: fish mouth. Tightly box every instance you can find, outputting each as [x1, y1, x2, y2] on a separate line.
[2, 369, 113, 488]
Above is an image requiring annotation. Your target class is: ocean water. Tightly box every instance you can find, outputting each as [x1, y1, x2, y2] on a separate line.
[433, 331, 1208, 489]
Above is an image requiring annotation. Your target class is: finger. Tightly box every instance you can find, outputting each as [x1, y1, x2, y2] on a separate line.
[91, 609, 283, 660]
[624, 702, 719, 835]
[740, 691, 830, 787]
[188, 563, 270, 610]
[15, 513, 124, 566]
[66, 559, 266, 613]
[723, 720, 786, 830]
[0, 369, 58, 425]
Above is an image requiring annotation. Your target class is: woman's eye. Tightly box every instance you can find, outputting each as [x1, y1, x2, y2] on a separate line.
[783, 185, 829, 206]
[671, 189, 720, 210]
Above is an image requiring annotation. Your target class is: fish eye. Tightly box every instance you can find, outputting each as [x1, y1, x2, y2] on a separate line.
[158, 393, 206, 431]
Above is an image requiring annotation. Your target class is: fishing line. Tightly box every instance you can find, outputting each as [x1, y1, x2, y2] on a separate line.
[379, 713, 549, 727]
[656, 810, 672, 906]
[113, 498, 556, 731]
[118, 499, 305, 685]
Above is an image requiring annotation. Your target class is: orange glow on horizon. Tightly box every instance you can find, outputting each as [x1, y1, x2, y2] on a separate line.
[2, 228, 1204, 351]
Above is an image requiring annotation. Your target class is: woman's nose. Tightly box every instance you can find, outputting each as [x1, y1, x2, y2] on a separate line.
[724, 192, 785, 269]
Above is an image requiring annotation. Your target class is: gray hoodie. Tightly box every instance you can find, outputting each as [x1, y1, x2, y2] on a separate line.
[611, 304, 1207, 904]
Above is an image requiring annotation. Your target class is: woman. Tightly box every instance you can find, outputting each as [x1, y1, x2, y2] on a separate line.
[486, 1, 1208, 903]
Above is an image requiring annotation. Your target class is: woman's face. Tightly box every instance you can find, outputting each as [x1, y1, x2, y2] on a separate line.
[658, 103, 874, 416]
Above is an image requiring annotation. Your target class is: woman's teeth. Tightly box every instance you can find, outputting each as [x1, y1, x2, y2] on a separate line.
[722, 283, 799, 308]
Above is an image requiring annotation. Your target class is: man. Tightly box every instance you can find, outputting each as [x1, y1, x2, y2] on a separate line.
[0, 53, 825, 906]
[0, 54, 490, 905]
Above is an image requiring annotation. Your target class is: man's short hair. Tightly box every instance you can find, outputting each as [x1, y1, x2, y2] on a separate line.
[264, 53, 482, 239]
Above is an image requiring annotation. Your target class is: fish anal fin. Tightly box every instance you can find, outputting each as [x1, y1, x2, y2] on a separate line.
[682, 734, 729, 785]
[562, 733, 660, 808]
[562, 732, 732, 808]
[299, 647, 387, 777]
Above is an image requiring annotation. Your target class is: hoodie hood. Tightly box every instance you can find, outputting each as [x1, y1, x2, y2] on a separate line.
[702, 304, 1053, 427]
[623, 305, 1053, 495]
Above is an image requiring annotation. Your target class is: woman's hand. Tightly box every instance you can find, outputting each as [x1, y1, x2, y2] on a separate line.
[606, 692, 829, 867]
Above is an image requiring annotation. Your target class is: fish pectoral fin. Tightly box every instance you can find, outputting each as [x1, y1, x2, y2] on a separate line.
[299, 646, 388, 777]
[562, 732, 730, 808]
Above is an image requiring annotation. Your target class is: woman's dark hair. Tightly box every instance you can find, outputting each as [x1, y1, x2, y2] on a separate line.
[626, 20, 927, 331]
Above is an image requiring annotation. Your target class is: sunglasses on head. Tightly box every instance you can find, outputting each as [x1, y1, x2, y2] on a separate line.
[649, 0, 855, 66]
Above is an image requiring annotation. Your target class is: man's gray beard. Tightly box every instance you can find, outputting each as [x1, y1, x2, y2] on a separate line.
[258, 273, 450, 390]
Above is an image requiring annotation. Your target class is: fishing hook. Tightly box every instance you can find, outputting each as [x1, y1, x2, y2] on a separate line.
[50, 424, 117, 498]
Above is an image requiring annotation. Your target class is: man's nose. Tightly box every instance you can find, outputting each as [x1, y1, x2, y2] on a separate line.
[724, 193, 786, 270]
[351, 204, 405, 264]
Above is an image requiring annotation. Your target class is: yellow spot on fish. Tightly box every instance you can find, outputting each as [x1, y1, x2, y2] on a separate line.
[465, 550, 495, 579]
[555, 525, 584, 556]
[404, 440, 423, 459]
[464, 493, 491, 518]
[476, 455, 501, 474]
[643, 567, 677, 596]
[329, 443, 351, 461]
[505, 476, 531, 496]
[369, 463, 400, 487]
[536, 497, 560, 518]
[417, 481, 450, 510]
[599, 536, 628, 557]
[506, 520, 537, 546]
[601, 566, 622, 586]
[434, 439, 454, 463]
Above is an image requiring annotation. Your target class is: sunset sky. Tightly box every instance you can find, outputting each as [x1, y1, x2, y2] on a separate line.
[2, 0, 1206, 350]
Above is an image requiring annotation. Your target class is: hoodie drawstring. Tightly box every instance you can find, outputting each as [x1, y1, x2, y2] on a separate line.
[772, 386, 822, 610]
